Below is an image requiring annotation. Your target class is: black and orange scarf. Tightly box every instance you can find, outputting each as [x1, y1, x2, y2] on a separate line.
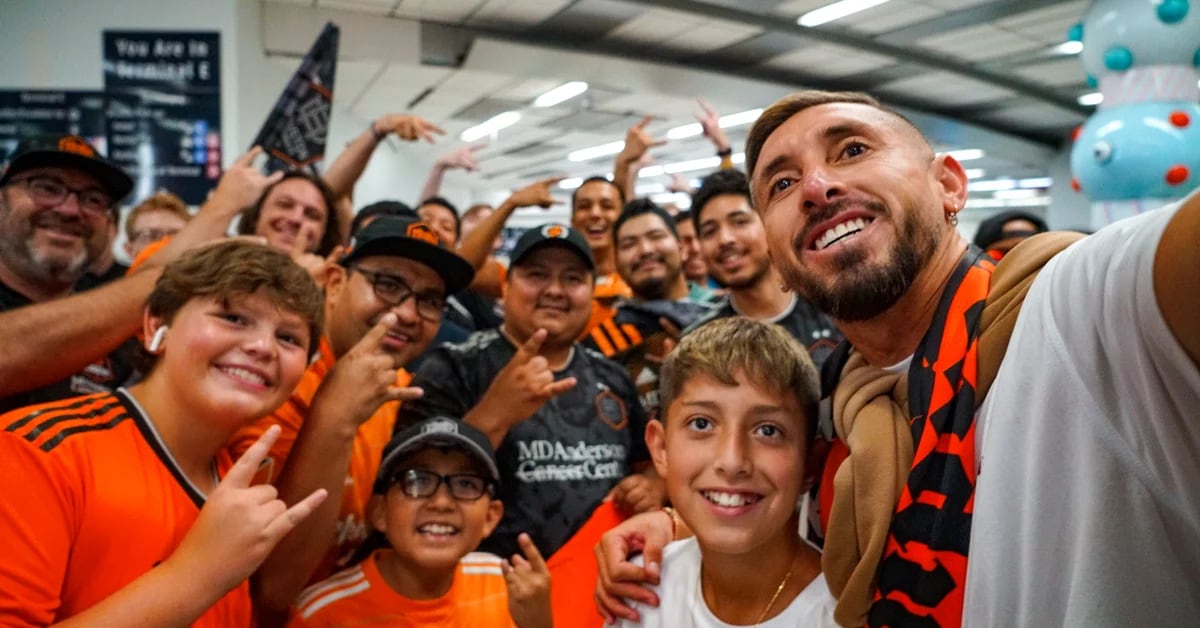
[867, 248, 993, 626]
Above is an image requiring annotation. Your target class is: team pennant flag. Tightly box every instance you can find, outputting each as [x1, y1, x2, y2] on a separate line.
[251, 22, 339, 173]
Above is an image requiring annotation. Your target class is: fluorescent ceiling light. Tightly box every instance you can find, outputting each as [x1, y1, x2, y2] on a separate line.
[968, 179, 1017, 192]
[567, 141, 625, 162]
[964, 168, 985, 179]
[1018, 177, 1053, 189]
[965, 196, 1051, 209]
[650, 192, 692, 208]
[534, 81, 588, 108]
[993, 189, 1039, 199]
[1078, 92, 1104, 106]
[665, 156, 723, 174]
[1054, 41, 1083, 55]
[638, 165, 666, 178]
[636, 183, 666, 195]
[947, 149, 984, 161]
[666, 108, 764, 140]
[799, 0, 892, 27]
[558, 177, 583, 190]
[459, 111, 521, 142]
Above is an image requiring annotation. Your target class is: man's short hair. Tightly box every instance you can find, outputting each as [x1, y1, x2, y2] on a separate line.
[124, 191, 190, 241]
[235, 171, 342, 256]
[351, 200, 416, 236]
[744, 90, 919, 191]
[146, 240, 325, 361]
[673, 210, 693, 228]
[571, 176, 625, 208]
[419, 196, 462, 240]
[612, 198, 678, 243]
[690, 169, 751, 230]
[659, 317, 820, 445]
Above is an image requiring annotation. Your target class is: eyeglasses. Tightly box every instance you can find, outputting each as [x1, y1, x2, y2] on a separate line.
[130, 227, 181, 244]
[10, 176, 113, 216]
[353, 266, 446, 322]
[391, 469, 494, 501]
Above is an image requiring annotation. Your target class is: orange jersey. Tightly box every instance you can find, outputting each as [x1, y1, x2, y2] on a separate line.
[226, 337, 410, 580]
[0, 391, 250, 625]
[581, 272, 631, 338]
[288, 551, 516, 627]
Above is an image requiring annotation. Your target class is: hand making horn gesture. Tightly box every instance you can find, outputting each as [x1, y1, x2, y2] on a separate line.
[373, 114, 446, 143]
[164, 425, 327, 594]
[505, 177, 566, 211]
[467, 329, 577, 447]
[312, 312, 425, 428]
[503, 533, 553, 628]
[618, 115, 667, 164]
[208, 146, 283, 214]
[288, 223, 342, 284]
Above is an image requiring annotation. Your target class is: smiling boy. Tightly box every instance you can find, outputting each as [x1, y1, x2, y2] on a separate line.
[620, 317, 835, 627]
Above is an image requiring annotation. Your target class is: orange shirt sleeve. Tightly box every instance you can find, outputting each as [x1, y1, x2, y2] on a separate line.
[126, 237, 170, 275]
[0, 426, 78, 624]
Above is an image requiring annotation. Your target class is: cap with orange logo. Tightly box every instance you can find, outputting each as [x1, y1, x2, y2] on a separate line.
[509, 222, 595, 271]
[340, 215, 475, 295]
[0, 135, 132, 203]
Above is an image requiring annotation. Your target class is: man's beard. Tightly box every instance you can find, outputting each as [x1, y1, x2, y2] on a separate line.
[711, 249, 770, 291]
[780, 203, 939, 322]
[0, 200, 92, 286]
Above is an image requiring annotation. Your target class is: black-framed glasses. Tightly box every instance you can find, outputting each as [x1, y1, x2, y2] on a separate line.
[10, 176, 113, 216]
[392, 469, 494, 501]
[352, 266, 446, 322]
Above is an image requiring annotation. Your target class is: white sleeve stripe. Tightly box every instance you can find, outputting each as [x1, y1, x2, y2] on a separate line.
[300, 580, 372, 619]
[294, 567, 366, 609]
[462, 566, 504, 576]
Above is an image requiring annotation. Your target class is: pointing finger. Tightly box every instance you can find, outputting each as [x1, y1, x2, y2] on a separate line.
[224, 424, 281, 487]
[266, 488, 329, 538]
[262, 169, 285, 187]
[544, 376, 577, 397]
[513, 328, 548, 364]
[386, 385, 424, 403]
[635, 115, 654, 130]
[234, 146, 262, 168]
[361, 312, 399, 350]
[517, 532, 548, 572]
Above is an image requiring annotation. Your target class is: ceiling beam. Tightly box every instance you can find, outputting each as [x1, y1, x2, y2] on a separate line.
[626, 0, 1085, 115]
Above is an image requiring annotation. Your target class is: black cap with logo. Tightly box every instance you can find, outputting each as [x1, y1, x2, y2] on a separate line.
[1, 135, 133, 203]
[374, 417, 501, 494]
[340, 215, 475, 295]
[509, 223, 595, 271]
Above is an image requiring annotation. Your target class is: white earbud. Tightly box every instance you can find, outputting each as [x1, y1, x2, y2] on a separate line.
[148, 326, 168, 353]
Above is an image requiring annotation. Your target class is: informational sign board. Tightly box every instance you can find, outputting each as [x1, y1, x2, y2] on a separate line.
[0, 90, 107, 166]
[103, 31, 221, 204]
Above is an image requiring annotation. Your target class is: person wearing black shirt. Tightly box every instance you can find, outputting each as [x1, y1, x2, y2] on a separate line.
[399, 223, 662, 561]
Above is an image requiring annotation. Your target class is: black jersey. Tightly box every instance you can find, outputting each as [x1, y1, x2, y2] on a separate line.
[583, 298, 716, 421]
[398, 329, 650, 560]
[687, 295, 843, 370]
[0, 280, 136, 414]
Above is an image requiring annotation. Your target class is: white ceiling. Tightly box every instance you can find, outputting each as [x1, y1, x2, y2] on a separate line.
[265, 0, 1097, 214]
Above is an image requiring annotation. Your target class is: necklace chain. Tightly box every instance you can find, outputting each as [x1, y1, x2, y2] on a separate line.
[753, 560, 794, 627]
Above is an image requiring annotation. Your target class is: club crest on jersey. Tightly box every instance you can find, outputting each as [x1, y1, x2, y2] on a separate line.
[541, 224, 568, 239]
[407, 222, 440, 246]
[594, 389, 627, 430]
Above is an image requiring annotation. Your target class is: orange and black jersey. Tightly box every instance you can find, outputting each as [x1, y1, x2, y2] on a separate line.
[687, 295, 843, 371]
[583, 299, 716, 421]
[0, 390, 250, 626]
[0, 280, 136, 414]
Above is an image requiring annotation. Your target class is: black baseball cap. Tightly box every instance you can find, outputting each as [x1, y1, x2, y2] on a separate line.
[373, 417, 501, 494]
[340, 215, 475, 295]
[1, 135, 133, 203]
[509, 223, 595, 271]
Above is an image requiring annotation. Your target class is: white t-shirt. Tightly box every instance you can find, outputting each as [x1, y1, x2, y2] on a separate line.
[617, 538, 838, 628]
[965, 197, 1200, 626]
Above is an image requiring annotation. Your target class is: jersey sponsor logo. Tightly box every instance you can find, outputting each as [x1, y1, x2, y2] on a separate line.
[514, 439, 627, 483]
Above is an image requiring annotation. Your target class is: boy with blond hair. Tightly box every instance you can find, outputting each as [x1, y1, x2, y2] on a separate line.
[618, 317, 836, 627]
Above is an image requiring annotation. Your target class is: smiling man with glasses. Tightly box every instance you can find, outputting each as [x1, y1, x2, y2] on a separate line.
[0, 135, 136, 412]
[233, 214, 479, 618]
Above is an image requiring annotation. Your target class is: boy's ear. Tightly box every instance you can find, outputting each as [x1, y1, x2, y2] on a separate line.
[369, 494, 387, 534]
[646, 419, 669, 479]
[481, 498, 504, 539]
[324, 263, 348, 296]
[142, 310, 166, 352]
